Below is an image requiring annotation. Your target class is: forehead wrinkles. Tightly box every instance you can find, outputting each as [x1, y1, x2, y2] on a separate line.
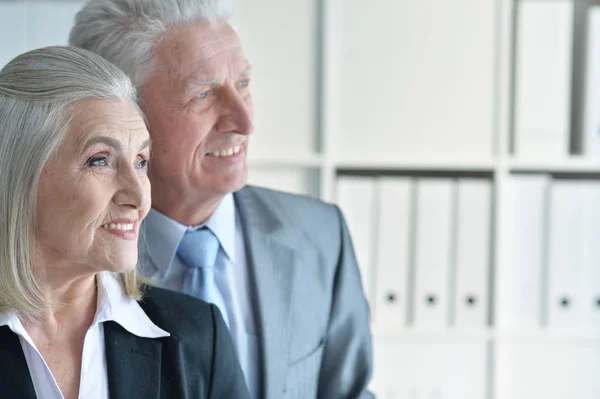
[73, 115, 147, 150]
[196, 33, 242, 59]
[75, 111, 145, 133]
[172, 41, 243, 78]
[194, 53, 248, 81]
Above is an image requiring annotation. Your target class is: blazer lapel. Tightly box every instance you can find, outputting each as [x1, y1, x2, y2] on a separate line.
[103, 321, 162, 399]
[234, 187, 301, 399]
[0, 326, 37, 397]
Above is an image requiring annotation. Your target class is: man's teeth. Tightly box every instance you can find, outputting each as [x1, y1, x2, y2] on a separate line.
[101, 223, 134, 230]
[210, 146, 241, 157]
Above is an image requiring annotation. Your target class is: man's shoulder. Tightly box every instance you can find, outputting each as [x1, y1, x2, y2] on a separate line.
[238, 185, 339, 223]
[138, 285, 216, 338]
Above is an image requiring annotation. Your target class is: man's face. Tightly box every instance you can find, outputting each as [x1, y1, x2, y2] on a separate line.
[141, 21, 253, 207]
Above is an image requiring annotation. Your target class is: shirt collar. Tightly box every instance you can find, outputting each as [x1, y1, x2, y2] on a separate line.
[141, 206, 188, 275]
[0, 272, 169, 340]
[0, 310, 19, 333]
[94, 272, 169, 338]
[141, 193, 237, 276]
[203, 193, 236, 263]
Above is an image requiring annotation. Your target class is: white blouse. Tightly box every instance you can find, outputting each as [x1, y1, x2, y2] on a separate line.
[0, 272, 169, 399]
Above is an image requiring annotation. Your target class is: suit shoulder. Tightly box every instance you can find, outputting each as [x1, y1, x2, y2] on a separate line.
[138, 285, 216, 339]
[241, 185, 341, 227]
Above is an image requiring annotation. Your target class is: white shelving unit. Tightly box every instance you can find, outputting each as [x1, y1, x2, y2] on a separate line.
[237, 0, 600, 397]
[2, 0, 600, 398]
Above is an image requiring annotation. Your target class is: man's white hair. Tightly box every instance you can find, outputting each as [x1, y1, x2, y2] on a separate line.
[69, 0, 234, 88]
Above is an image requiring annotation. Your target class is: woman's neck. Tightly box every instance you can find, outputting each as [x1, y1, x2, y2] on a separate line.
[21, 273, 99, 399]
[25, 273, 98, 337]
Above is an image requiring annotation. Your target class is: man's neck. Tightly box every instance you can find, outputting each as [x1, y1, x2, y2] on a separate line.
[153, 193, 224, 226]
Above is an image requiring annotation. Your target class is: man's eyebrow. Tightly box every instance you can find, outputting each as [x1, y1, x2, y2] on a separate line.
[82, 136, 123, 153]
[240, 64, 253, 77]
[184, 77, 220, 97]
[183, 64, 253, 97]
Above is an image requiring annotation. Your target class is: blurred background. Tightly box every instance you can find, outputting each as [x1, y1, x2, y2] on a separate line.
[2, 0, 600, 398]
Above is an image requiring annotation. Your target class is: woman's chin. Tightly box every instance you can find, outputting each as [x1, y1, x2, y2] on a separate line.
[102, 257, 138, 274]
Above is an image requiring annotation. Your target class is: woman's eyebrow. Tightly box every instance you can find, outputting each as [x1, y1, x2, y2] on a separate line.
[83, 136, 123, 152]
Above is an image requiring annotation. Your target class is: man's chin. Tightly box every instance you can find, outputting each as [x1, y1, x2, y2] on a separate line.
[222, 173, 248, 194]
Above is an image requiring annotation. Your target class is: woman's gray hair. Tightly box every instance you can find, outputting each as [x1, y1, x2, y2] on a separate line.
[0, 45, 143, 317]
[69, 0, 234, 88]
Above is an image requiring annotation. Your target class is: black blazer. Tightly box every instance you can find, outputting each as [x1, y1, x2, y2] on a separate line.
[0, 285, 251, 399]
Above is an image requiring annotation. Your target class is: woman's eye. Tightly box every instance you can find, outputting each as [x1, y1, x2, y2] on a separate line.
[197, 90, 210, 99]
[87, 157, 108, 167]
[239, 79, 249, 88]
[136, 159, 149, 170]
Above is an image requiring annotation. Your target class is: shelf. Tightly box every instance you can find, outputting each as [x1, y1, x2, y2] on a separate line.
[371, 326, 493, 341]
[247, 155, 600, 173]
[495, 329, 600, 342]
[248, 153, 600, 174]
[335, 157, 495, 172]
[247, 153, 323, 168]
[371, 326, 600, 342]
[508, 157, 600, 173]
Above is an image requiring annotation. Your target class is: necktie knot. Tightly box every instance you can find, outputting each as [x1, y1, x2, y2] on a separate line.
[177, 227, 220, 269]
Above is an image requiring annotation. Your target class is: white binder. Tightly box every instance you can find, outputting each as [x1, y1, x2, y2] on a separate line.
[453, 178, 492, 328]
[373, 177, 413, 328]
[501, 174, 550, 329]
[336, 176, 377, 305]
[547, 180, 587, 328]
[514, 0, 573, 158]
[0, 4, 26, 68]
[581, 183, 600, 328]
[413, 178, 454, 327]
[583, 7, 600, 156]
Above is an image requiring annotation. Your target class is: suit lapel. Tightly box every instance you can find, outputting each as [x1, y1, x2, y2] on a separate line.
[0, 326, 37, 397]
[103, 321, 162, 399]
[234, 187, 300, 399]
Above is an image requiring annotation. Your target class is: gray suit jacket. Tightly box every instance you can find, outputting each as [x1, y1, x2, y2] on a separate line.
[142, 185, 374, 398]
[234, 186, 373, 399]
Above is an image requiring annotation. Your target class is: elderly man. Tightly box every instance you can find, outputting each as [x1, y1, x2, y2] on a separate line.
[70, 1, 373, 398]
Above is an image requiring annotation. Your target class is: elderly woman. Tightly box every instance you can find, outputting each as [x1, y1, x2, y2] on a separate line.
[0, 46, 250, 399]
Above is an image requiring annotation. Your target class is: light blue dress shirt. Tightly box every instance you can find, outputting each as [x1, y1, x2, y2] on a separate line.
[139, 194, 259, 399]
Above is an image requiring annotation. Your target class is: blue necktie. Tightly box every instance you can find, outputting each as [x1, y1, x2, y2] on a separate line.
[176, 227, 230, 328]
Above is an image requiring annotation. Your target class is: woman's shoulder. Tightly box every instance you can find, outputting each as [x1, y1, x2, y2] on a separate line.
[137, 285, 218, 339]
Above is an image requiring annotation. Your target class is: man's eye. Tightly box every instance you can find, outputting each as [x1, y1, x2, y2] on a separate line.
[87, 157, 108, 167]
[239, 79, 249, 88]
[197, 90, 210, 99]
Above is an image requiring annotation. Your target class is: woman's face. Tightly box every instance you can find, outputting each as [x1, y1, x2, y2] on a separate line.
[35, 99, 151, 278]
